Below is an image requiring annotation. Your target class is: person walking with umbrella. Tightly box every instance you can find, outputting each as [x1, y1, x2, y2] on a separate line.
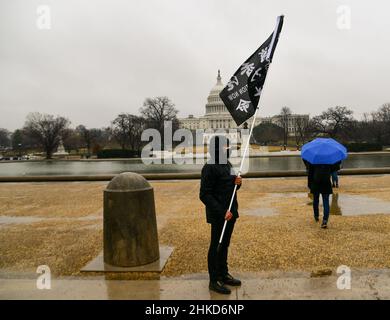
[310, 163, 336, 228]
[301, 138, 347, 228]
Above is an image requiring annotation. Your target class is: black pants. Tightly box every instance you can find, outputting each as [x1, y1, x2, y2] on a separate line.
[208, 219, 235, 282]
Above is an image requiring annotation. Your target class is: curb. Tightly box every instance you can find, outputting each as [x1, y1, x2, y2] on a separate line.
[0, 168, 389, 182]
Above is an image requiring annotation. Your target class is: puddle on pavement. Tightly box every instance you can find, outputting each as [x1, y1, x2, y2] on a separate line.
[0, 215, 100, 226]
[242, 207, 278, 217]
[0, 216, 44, 224]
[231, 191, 390, 217]
[269, 192, 390, 216]
[327, 194, 390, 216]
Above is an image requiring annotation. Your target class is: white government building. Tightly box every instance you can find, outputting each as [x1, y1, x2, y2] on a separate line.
[178, 70, 309, 140]
[179, 70, 261, 132]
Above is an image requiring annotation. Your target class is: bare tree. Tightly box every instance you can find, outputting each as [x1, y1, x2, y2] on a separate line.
[75, 125, 107, 155]
[293, 116, 310, 148]
[11, 129, 25, 150]
[311, 106, 354, 140]
[0, 128, 11, 149]
[128, 116, 146, 153]
[62, 128, 82, 153]
[24, 113, 70, 159]
[112, 114, 128, 150]
[366, 103, 390, 145]
[279, 107, 292, 150]
[112, 114, 145, 153]
[375, 103, 390, 122]
[253, 123, 284, 145]
[76, 125, 91, 153]
[140, 96, 179, 150]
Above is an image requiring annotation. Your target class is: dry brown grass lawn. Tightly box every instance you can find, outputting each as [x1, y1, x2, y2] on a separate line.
[1, 175, 390, 276]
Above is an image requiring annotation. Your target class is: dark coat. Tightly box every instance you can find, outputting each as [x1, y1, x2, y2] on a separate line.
[303, 159, 314, 190]
[305, 162, 339, 195]
[199, 161, 240, 224]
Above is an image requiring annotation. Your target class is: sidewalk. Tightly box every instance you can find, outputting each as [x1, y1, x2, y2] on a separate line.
[0, 269, 388, 300]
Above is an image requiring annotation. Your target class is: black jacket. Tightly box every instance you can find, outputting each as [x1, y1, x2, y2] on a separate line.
[303, 159, 314, 190]
[200, 161, 240, 224]
[304, 162, 340, 195]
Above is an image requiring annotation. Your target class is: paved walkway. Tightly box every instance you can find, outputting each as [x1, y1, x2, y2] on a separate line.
[1, 269, 388, 300]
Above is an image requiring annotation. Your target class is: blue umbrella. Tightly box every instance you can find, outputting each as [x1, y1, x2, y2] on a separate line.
[301, 138, 347, 164]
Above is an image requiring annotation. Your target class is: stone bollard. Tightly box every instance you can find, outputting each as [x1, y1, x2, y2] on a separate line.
[103, 172, 159, 267]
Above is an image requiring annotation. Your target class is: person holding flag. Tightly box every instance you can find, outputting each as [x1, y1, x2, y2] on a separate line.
[200, 15, 284, 294]
[200, 135, 242, 294]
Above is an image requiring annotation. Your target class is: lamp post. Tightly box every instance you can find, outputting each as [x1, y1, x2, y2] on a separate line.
[18, 143, 22, 159]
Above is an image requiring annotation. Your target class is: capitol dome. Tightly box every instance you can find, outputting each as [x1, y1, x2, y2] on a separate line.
[205, 70, 230, 115]
[178, 70, 261, 132]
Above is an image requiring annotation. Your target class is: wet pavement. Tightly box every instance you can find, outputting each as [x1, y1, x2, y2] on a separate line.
[0, 214, 100, 225]
[0, 216, 44, 225]
[270, 192, 390, 216]
[242, 207, 278, 217]
[1, 269, 389, 300]
[328, 193, 390, 216]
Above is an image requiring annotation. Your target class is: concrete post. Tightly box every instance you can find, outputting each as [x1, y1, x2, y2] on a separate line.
[103, 172, 159, 267]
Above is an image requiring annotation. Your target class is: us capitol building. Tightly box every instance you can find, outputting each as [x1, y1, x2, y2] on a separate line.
[178, 70, 262, 132]
[178, 70, 262, 144]
[178, 70, 309, 142]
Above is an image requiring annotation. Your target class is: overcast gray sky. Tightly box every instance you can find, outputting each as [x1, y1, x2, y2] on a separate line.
[1, 0, 389, 131]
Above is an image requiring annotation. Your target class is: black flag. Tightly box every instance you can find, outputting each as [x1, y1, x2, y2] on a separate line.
[220, 15, 284, 126]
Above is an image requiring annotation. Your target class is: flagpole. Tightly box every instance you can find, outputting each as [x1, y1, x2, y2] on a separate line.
[217, 16, 283, 251]
[217, 104, 260, 250]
